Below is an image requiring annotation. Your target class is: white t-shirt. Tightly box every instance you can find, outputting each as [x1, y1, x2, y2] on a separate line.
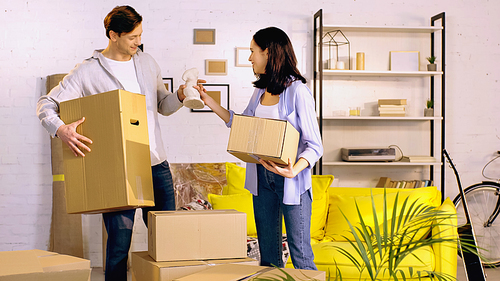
[104, 57, 141, 94]
[255, 100, 280, 119]
[104, 57, 163, 165]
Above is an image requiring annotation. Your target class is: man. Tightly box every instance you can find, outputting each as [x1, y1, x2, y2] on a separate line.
[37, 6, 205, 280]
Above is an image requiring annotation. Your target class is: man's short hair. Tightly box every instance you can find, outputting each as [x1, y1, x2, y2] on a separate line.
[104, 6, 142, 39]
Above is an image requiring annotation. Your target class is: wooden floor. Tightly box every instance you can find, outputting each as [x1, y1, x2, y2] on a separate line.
[90, 258, 500, 280]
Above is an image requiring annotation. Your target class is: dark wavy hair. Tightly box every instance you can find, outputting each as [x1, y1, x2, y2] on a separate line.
[252, 27, 306, 95]
[104, 6, 142, 39]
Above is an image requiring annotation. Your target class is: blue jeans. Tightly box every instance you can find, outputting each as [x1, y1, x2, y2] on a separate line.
[253, 164, 317, 270]
[103, 161, 175, 281]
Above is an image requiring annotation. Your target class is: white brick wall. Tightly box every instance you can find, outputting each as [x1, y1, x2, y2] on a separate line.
[1, 0, 499, 267]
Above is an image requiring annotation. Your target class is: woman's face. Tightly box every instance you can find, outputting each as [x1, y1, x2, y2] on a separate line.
[249, 39, 268, 74]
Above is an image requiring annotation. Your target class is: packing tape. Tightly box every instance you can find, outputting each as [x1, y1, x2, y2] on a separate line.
[53, 174, 65, 182]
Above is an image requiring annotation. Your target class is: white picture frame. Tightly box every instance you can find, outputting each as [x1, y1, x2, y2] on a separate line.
[205, 59, 228, 75]
[235, 47, 251, 67]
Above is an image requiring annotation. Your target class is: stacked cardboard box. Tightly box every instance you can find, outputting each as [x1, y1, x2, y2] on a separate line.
[173, 263, 326, 281]
[132, 209, 255, 281]
[0, 249, 91, 281]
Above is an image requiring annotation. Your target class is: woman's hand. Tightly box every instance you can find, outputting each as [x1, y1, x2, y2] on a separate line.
[259, 158, 297, 178]
[259, 157, 310, 179]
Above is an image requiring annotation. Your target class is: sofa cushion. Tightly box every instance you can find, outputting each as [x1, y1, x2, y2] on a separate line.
[207, 192, 257, 237]
[216, 163, 333, 240]
[310, 175, 334, 240]
[312, 241, 435, 279]
[324, 187, 440, 242]
[223, 162, 250, 195]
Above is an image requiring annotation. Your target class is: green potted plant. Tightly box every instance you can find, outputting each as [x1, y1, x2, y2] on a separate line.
[426, 56, 437, 71]
[425, 99, 434, 117]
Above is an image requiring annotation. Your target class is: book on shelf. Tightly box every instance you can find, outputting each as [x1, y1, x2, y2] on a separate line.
[379, 104, 406, 108]
[379, 109, 406, 113]
[376, 177, 391, 188]
[378, 99, 407, 106]
[379, 113, 406, 117]
[401, 156, 436, 163]
[375, 177, 434, 188]
[378, 107, 406, 112]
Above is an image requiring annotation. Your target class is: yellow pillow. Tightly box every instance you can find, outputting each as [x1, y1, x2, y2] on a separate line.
[208, 193, 257, 237]
[310, 175, 334, 241]
[325, 190, 437, 241]
[224, 162, 250, 195]
[222, 162, 332, 240]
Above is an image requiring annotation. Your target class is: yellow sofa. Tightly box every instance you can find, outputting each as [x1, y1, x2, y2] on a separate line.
[207, 163, 457, 280]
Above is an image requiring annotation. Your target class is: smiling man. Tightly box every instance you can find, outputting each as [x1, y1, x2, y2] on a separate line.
[36, 6, 204, 281]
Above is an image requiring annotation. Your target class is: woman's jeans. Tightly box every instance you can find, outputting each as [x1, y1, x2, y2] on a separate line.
[103, 161, 175, 281]
[253, 164, 317, 270]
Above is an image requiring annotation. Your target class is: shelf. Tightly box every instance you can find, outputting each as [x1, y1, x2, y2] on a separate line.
[323, 161, 442, 166]
[323, 116, 443, 121]
[313, 10, 446, 194]
[322, 25, 443, 34]
[323, 70, 442, 77]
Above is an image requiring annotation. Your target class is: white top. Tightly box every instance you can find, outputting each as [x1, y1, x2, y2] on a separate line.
[103, 57, 141, 94]
[255, 101, 280, 119]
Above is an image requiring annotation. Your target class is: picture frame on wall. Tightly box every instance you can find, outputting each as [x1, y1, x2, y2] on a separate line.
[205, 59, 228, 75]
[193, 29, 216, 45]
[191, 84, 229, 112]
[162, 77, 173, 92]
[235, 47, 251, 67]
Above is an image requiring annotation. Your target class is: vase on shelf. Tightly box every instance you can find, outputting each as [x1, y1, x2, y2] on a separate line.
[424, 108, 434, 117]
[427, 64, 437, 71]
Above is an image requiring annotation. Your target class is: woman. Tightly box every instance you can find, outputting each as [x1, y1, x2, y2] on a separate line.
[200, 26, 323, 270]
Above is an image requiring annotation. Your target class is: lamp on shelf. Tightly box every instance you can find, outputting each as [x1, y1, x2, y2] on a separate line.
[322, 30, 350, 70]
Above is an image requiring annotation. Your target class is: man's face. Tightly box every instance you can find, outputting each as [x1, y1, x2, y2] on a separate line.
[114, 23, 143, 58]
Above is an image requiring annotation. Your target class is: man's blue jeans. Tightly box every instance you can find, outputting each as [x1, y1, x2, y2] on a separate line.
[253, 164, 317, 270]
[103, 161, 175, 281]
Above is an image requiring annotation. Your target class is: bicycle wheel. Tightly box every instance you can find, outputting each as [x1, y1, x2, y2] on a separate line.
[453, 182, 500, 267]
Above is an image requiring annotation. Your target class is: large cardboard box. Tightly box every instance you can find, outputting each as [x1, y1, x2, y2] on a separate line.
[59, 89, 154, 214]
[46, 74, 84, 257]
[148, 210, 247, 262]
[131, 251, 258, 281]
[227, 115, 300, 166]
[0, 249, 91, 281]
[173, 264, 326, 281]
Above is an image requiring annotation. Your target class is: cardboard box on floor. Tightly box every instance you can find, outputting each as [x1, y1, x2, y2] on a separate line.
[227, 115, 299, 167]
[148, 210, 247, 262]
[59, 89, 155, 214]
[131, 251, 258, 281]
[173, 263, 326, 281]
[0, 249, 91, 281]
[46, 74, 84, 258]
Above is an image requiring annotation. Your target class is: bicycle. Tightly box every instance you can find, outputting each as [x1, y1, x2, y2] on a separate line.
[447, 149, 500, 267]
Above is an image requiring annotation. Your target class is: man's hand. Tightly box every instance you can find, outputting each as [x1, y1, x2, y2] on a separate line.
[56, 117, 93, 157]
